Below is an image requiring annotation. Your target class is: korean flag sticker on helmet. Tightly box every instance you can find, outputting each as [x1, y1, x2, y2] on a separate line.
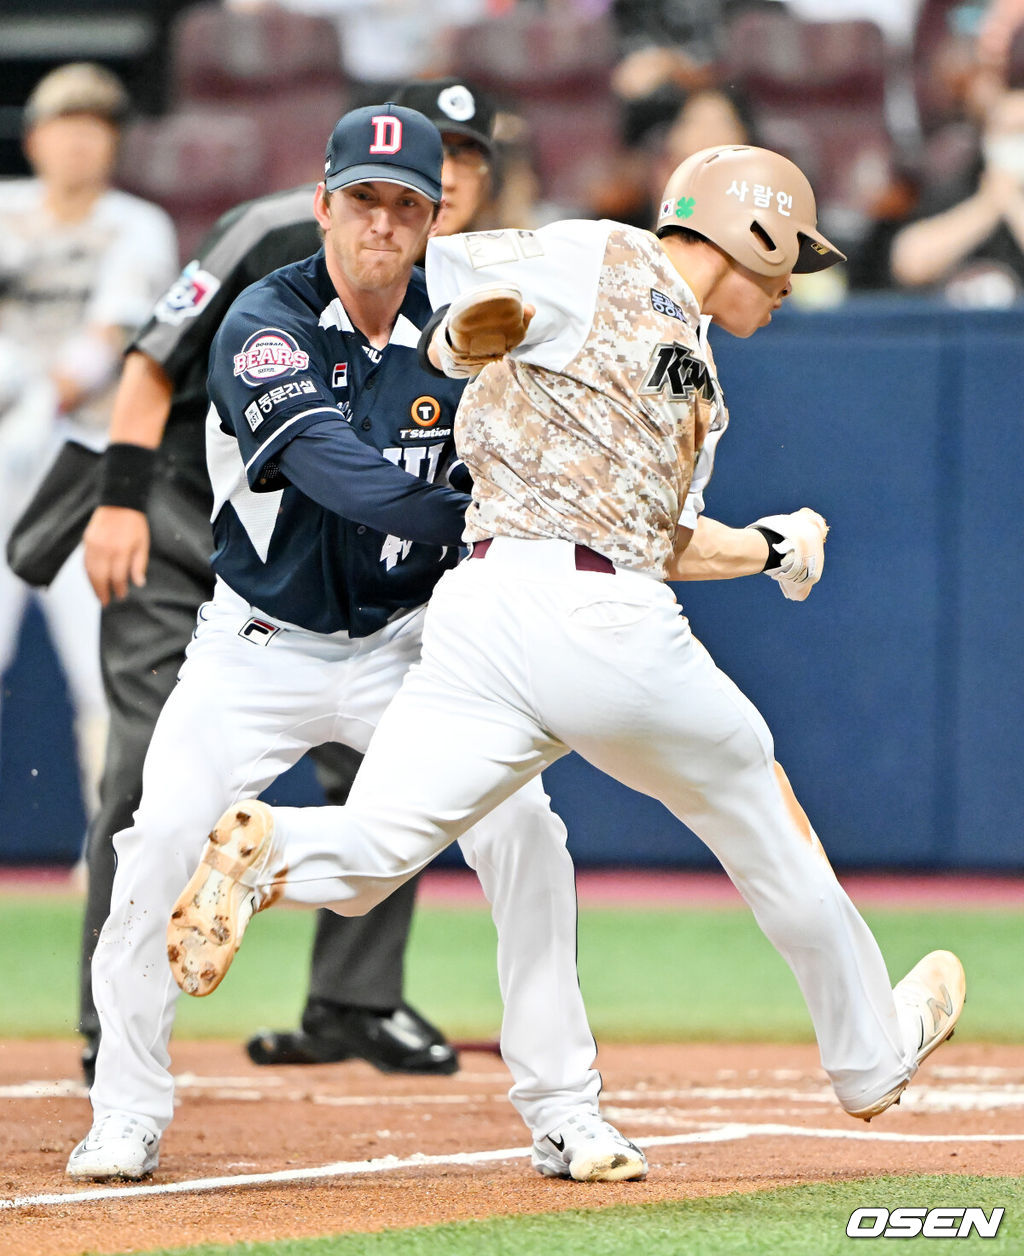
[233, 328, 310, 386]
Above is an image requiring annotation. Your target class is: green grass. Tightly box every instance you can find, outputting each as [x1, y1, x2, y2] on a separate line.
[3, 892, 1021, 1043]
[7, 893, 1021, 1256]
[108, 1177, 1021, 1256]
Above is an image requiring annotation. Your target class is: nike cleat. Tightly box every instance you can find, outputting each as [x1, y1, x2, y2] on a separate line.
[532, 1111, 648, 1182]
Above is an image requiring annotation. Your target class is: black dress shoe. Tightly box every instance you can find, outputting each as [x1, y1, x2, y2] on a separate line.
[81, 1033, 99, 1087]
[245, 1000, 459, 1074]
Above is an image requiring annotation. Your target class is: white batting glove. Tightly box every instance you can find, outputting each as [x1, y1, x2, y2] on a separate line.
[748, 508, 828, 602]
[431, 284, 533, 379]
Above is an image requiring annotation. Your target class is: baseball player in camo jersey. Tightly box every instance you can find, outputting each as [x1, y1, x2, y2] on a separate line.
[76, 76, 503, 1087]
[169, 145, 966, 1148]
[68, 102, 643, 1185]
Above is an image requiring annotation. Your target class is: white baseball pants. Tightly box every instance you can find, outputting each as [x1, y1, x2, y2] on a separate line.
[90, 577, 600, 1140]
[268, 537, 918, 1115]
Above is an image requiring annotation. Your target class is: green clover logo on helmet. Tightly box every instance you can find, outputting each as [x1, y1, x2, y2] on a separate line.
[674, 196, 696, 219]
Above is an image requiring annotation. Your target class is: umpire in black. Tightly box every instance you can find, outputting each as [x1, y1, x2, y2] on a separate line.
[76, 78, 500, 1080]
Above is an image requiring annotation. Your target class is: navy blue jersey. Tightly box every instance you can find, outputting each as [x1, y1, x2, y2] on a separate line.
[206, 249, 468, 636]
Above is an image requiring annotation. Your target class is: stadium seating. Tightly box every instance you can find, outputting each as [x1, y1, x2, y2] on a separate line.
[117, 3, 346, 256]
[448, 9, 621, 209]
[721, 10, 895, 237]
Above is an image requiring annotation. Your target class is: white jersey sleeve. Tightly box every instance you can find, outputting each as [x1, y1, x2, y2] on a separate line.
[678, 317, 729, 530]
[426, 220, 613, 374]
[85, 191, 179, 332]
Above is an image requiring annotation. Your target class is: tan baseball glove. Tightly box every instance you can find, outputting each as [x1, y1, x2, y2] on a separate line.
[430, 284, 534, 378]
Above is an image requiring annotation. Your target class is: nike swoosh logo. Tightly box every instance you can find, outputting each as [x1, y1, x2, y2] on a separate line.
[547, 1134, 565, 1152]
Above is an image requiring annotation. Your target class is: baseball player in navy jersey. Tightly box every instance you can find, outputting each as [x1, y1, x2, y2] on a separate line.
[76, 78, 502, 1085]
[68, 103, 643, 1185]
[170, 145, 966, 1155]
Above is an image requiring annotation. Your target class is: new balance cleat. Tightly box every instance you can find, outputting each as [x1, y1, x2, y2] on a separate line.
[847, 949, 966, 1121]
[66, 1113, 159, 1181]
[167, 800, 278, 997]
[532, 1111, 648, 1182]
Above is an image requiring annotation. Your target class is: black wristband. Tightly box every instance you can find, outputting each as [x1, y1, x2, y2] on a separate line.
[750, 525, 785, 572]
[417, 303, 451, 378]
[97, 442, 157, 512]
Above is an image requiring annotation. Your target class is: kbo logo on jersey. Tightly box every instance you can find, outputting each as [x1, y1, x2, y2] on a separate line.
[233, 328, 310, 386]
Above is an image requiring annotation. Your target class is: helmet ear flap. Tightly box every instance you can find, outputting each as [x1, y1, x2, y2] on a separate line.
[748, 219, 785, 267]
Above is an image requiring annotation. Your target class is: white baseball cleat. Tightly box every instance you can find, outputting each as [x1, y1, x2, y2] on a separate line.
[532, 1111, 648, 1182]
[66, 1113, 160, 1180]
[167, 800, 279, 997]
[846, 949, 966, 1121]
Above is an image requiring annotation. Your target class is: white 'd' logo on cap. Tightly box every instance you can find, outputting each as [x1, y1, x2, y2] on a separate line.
[437, 85, 475, 123]
[369, 115, 403, 154]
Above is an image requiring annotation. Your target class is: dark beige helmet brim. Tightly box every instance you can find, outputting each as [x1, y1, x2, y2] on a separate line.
[795, 228, 846, 273]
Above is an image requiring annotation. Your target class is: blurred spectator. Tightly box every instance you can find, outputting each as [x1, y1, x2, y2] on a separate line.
[226, 0, 490, 102]
[842, 164, 922, 289]
[588, 84, 755, 228]
[0, 64, 177, 822]
[394, 76, 498, 234]
[978, 0, 1024, 77]
[608, 0, 736, 144]
[782, 0, 925, 48]
[651, 85, 757, 189]
[481, 109, 545, 229]
[890, 84, 1024, 303]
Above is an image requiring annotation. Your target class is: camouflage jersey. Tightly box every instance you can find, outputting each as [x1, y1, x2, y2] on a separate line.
[426, 220, 729, 578]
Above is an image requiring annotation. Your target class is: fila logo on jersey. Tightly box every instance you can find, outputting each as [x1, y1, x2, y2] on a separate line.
[650, 288, 687, 324]
[233, 328, 310, 386]
[639, 342, 714, 402]
[155, 260, 221, 326]
[410, 395, 441, 427]
[332, 362, 348, 388]
[238, 617, 281, 645]
[369, 115, 402, 154]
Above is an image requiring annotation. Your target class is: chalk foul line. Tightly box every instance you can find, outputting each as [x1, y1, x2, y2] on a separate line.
[4, 1123, 1024, 1211]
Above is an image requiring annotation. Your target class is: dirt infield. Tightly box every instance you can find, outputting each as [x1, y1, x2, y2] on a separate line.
[3, 1039, 1022, 1256]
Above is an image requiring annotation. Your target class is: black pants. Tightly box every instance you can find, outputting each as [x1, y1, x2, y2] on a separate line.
[78, 459, 417, 1038]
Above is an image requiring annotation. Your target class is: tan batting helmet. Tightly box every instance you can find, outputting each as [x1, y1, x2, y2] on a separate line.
[655, 145, 845, 277]
[24, 63, 130, 130]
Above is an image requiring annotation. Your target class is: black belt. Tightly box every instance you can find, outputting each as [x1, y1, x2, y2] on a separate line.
[469, 538, 616, 575]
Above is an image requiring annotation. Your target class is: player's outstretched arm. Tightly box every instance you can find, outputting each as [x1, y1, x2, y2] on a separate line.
[668, 517, 770, 581]
[83, 351, 172, 606]
[426, 284, 535, 378]
[668, 509, 827, 601]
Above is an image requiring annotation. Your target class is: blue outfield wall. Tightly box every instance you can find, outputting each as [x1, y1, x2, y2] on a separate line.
[1, 300, 1021, 869]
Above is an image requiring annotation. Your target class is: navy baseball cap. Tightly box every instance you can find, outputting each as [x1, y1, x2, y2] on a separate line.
[392, 78, 496, 156]
[323, 103, 442, 203]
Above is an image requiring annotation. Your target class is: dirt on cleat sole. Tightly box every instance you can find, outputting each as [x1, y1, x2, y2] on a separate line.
[166, 802, 275, 997]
